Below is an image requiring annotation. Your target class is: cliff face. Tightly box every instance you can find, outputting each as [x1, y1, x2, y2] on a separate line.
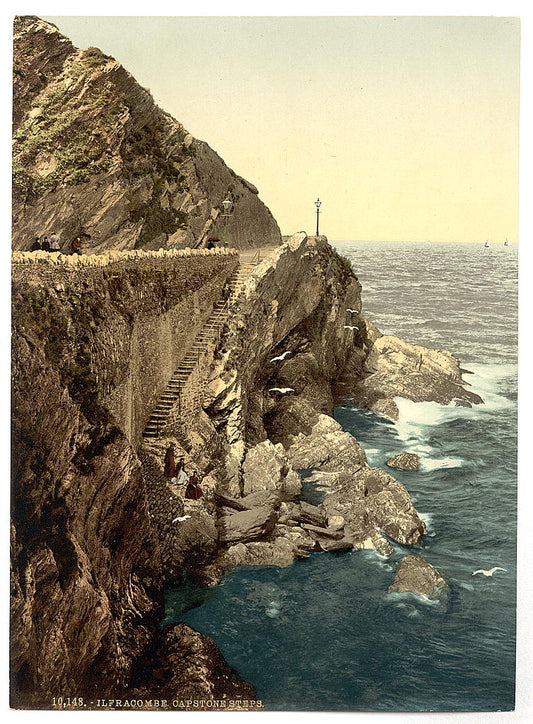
[203, 233, 363, 493]
[12, 16, 281, 252]
[11, 236, 365, 706]
[10, 248, 241, 707]
[11, 234, 480, 707]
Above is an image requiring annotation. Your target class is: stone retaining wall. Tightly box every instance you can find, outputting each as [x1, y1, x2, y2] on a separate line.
[12, 245, 239, 266]
[12, 249, 239, 445]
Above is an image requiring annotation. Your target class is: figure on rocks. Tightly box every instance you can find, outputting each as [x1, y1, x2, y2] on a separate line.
[185, 472, 203, 500]
[175, 460, 189, 486]
[164, 442, 177, 479]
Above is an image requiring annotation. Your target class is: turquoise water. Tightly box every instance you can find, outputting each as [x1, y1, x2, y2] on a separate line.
[164, 241, 518, 711]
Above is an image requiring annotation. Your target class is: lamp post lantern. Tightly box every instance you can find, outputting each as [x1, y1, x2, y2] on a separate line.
[315, 198, 322, 236]
[221, 197, 233, 247]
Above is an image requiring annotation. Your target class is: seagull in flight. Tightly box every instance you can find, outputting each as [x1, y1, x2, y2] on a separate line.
[344, 325, 360, 331]
[172, 515, 191, 523]
[347, 308, 360, 314]
[472, 567, 507, 577]
[270, 351, 291, 363]
[269, 387, 295, 394]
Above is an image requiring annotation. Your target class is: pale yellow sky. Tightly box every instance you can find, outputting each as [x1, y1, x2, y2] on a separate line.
[43, 15, 520, 242]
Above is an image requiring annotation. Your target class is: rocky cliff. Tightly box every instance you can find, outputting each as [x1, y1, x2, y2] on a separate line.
[10, 247, 248, 708]
[12, 16, 281, 252]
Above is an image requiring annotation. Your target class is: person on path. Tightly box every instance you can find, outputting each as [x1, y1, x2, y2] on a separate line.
[164, 442, 176, 479]
[30, 237, 41, 251]
[41, 236, 50, 251]
[185, 472, 203, 500]
[71, 236, 82, 254]
[176, 462, 189, 486]
[49, 232, 60, 251]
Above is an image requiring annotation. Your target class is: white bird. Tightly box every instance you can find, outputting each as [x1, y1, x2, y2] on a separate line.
[269, 387, 295, 394]
[347, 308, 360, 314]
[270, 351, 291, 363]
[472, 567, 507, 577]
[172, 515, 191, 523]
[344, 325, 359, 331]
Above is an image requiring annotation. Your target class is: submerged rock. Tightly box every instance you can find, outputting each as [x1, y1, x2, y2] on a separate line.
[388, 556, 447, 596]
[386, 452, 420, 471]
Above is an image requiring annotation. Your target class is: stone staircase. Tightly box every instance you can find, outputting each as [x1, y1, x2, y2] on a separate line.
[142, 262, 257, 439]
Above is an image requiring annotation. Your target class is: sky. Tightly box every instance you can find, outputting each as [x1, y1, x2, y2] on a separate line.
[40, 13, 521, 242]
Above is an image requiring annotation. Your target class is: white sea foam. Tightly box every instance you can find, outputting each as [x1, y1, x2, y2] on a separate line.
[360, 549, 393, 570]
[419, 457, 464, 472]
[385, 591, 443, 607]
[419, 512, 435, 536]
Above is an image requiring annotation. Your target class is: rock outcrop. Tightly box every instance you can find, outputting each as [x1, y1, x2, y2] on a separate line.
[132, 623, 257, 708]
[388, 556, 447, 596]
[346, 320, 483, 421]
[12, 16, 281, 252]
[386, 452, 420, 471]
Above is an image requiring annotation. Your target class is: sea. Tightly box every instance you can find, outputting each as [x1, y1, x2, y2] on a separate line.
[163, 241, 519, 712]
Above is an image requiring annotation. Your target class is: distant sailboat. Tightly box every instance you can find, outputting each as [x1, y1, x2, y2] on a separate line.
[484, 240, 490, 248]
[504, 238, 509, 246]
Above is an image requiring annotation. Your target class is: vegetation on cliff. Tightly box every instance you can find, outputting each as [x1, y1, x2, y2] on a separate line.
[12, 16, 281, 252]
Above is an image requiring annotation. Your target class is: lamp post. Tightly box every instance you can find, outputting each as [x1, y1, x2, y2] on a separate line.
[222, 198, 232, 247]
[315, 198, 322, 236]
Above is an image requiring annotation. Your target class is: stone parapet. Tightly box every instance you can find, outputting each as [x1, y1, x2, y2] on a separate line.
[12, 245, 239, 267]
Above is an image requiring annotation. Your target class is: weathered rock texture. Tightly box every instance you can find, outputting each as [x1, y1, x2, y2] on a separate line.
[386, 452, 420, 471]
[13, 16, 281, 252]
[133, 624, 257, 708]
[345, 320, 483, 421]
[10, 251, 243, 707]
[388, 556, 447, 596]
[204, 232, 362, 496]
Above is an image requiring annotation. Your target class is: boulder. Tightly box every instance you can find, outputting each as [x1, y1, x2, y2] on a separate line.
[315, 466, 425, 549]
[292, 500, 327, 527]
[317, 537, 354, 552]
[242, 440, 302, 500]
[355, 467, 426, 545]
[239, 490, 282, 510]
[388, 556, 447, 595]
[301, 523, 344, 540]
[286, 430, 367, 474]
[264, 396, 341, 447]
[218, 506, 278, 544]
[222, 536, 305, 568]
[386, 452, 420, 471]
[171, 508, 219, 568]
